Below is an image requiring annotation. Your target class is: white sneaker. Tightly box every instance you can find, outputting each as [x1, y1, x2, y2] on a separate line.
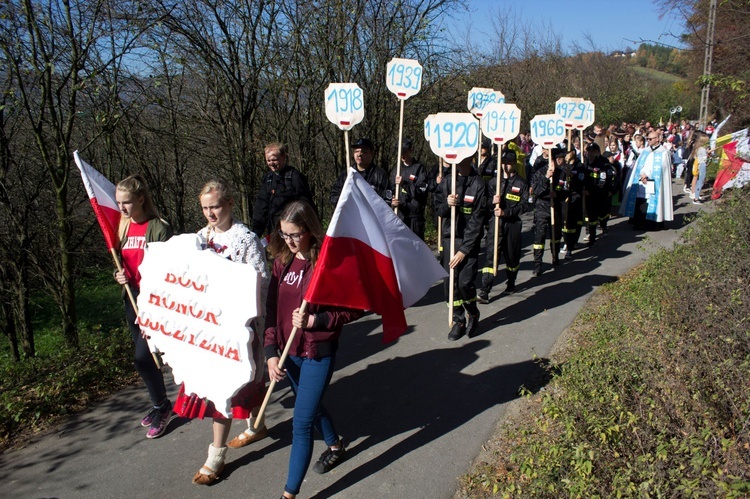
[582, 234, 590, 242]
[558, 251, 567, 260]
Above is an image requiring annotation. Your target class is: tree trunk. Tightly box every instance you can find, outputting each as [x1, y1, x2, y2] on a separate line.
[55, 181, 78, 348]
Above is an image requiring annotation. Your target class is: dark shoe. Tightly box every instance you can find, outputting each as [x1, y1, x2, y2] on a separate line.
[141, 406, 161, 427]
[505, 282, 515, 294]
[532, 267, 542, 277]
[466, 312, 480, 337]
[313, 440, 346, 474]
[146, 400, 174, 439]
[476, 291, 489, 304]
[552, 257, 560, 266]
[448, 321, 466, 341]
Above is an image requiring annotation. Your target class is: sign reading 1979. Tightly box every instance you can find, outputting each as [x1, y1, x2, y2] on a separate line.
[324, 83, 365, 131]
[386, 58, 423, 100]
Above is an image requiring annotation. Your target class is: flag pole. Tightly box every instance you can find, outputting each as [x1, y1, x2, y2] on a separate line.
[394, 99, 405, 215]
[344, 131, 351, 170]
[492, 141, 502, 276]
[437, 157, 444, 256]
[253, 300, 309, 431]
[448, 160, 457, 327]
[550, 155, 557, 258]
[110, 247, 162, 369]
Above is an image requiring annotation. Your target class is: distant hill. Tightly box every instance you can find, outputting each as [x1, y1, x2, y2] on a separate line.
[628, 65, 686, 84]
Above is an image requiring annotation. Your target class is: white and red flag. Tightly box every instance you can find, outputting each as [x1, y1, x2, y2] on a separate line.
[305, 168, 447, 343]
[74, 151, 121, 250]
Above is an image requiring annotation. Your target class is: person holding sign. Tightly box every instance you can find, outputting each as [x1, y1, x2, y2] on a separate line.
[113, 175, 173, 439]
[330, 138, 389, 206]
[560, 150, 586, 259]
[530, 149, 566, 276]
[478, 138, 498, 182]
[173, 179, 271, 485]
[583, 143, 617, 245]
[434, 156, 487, 340]
[479, 149, 529, 300]
[252, 142, 316, 238]
[264, 201, 363, 499]
[389, 138, 428, 239]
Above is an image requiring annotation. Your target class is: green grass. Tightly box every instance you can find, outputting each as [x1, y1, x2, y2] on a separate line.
[0, 269, 135, 449]
[461, 185, 750, 497]
[628, 65, 686, 84]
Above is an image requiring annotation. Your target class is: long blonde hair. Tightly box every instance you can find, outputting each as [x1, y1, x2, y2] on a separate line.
[268, 200, 325, 266]
[117, 175, 160, 246]
[689, 133, 709, 159]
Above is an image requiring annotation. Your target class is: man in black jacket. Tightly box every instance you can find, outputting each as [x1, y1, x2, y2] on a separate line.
[434, 155, 487, 340]
[330, 138, 389, 206]
[252, 142, 315, 237]
[390, 138, 428, 239]
[478, 150, 529, 301]
[531, 148, 566, 276]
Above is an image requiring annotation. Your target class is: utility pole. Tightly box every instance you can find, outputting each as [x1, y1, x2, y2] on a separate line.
[698, 0, 717, 129]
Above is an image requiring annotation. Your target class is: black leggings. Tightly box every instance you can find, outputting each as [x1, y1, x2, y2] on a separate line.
[124, 293, 168, 407]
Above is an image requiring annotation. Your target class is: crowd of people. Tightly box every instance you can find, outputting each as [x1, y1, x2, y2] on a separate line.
[111, 118, 712, 498]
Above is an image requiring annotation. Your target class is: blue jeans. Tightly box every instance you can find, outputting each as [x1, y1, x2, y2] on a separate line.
[283, 354, 338, 495]
[694, 161, 707, 199]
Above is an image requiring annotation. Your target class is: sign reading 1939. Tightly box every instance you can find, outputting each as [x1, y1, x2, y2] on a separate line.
[386, 58, 423, 99]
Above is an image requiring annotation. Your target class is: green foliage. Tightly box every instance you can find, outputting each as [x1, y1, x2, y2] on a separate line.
[462, 185, 750, 497]
[0, 270, 133, 449]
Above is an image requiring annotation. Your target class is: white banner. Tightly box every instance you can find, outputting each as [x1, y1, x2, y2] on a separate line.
[137, 234, 261, 417]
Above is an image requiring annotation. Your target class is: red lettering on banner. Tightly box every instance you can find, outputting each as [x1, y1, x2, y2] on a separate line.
[225, 348, 240, 362]
[163, 271, 207, 292]
[147, 292, 221, 326]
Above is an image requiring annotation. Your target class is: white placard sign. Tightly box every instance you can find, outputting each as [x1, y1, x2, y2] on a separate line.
[424, 114, 436, 142]
[386, 58, 423, 100]
[582, 100, 596, 128]
[467, 87, 505, 117]
[325, 83, 365, 131]
[530, 113, 566, 149]
[137, 234, 261, 417]
[480, 103, 521, 145]
[427, 113, 479, 163]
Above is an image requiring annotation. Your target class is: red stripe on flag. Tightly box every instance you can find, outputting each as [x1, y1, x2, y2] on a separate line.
[305, 236, 406, 342]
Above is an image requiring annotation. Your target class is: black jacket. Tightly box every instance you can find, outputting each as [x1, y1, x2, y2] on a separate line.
[330, 164, 389, 206]
[252, 166, 315, 236]
[532, 166, 567, 209]
[488, 173, 529, 223]
[434, 170, 487, 257]
[390, 160, 427, 220]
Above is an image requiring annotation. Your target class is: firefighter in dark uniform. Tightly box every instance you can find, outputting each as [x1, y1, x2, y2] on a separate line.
[559, 150, 585, 259]
[531, 147, 567, 276]
[434, 155, 487, 340]
[252, 142, 316, 237]
[390, 138, 428, 239]
[478, 149, 528, 301]
[600, 150, 621, 235]
[330, 138, 390, 206]
[582, 143, 615, 246]
[477, 138, 498, 181]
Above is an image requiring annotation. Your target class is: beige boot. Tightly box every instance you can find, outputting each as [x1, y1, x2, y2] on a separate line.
[192, 444, 227, 485]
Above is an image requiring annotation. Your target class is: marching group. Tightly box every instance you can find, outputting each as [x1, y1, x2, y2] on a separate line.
[111, 118, 710, 497]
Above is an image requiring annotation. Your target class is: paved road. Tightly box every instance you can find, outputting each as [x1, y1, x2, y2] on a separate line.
[3, 185, 701, 498]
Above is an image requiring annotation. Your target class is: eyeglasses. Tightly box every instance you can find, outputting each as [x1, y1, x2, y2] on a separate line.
[278, 230, 307, 242]
[648, 136, 659, 141]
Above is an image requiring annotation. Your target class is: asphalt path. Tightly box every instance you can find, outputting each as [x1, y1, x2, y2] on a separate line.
[3, 182, 703, 498]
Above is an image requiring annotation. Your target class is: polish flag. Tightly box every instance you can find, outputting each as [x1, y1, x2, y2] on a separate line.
[305, 168, 448, 342]
[74, 151, 121, 250]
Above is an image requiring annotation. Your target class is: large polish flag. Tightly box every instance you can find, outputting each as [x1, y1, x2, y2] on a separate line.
[74, 151, 121, 250]
[305, 168, 448, 343]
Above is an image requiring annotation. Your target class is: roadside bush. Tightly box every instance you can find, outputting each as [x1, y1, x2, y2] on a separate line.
[464, 185, 750, 497]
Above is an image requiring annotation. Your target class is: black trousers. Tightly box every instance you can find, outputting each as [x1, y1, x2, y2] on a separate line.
[442, 237, 479, 323]
[533, 204, 562, 267]
[124, 293, 168, 407]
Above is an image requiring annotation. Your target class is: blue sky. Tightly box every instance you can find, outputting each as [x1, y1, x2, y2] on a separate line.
[451, 0, 687, 53]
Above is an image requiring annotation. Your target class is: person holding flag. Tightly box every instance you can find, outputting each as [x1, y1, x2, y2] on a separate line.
[264, 200, 364, 499]
[434, 155, 488, 340]
[172, 179, 271, 485]
[113, 175, 174, 439]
